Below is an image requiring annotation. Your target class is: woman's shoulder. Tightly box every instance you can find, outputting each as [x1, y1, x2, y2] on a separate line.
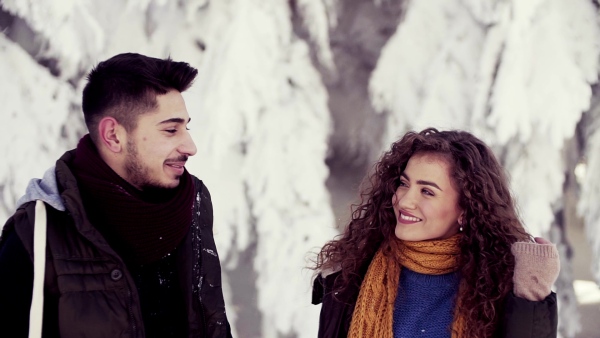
[312, 268, 341, 305]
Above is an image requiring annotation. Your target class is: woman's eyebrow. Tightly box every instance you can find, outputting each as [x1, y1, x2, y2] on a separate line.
[401, 172, 443, 191]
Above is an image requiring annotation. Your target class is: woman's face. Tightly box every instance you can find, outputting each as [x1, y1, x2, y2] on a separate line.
[392, 153, 463, 241]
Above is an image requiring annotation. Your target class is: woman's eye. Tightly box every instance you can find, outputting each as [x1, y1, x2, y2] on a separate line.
[398, 180, 408, 188]
[422, 189, 434, 196]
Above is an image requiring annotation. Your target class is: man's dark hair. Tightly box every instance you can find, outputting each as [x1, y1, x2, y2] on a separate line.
[82, 53, 198, 142]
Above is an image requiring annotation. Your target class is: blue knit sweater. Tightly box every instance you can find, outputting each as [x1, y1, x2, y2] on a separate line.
[393, 268, 460, 338]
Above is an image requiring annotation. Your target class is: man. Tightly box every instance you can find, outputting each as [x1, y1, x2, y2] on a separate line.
[0, 53, 232, 338]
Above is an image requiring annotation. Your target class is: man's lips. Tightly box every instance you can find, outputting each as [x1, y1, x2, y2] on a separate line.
[165, 162, 186, 174]
[165, 162, 186, 168]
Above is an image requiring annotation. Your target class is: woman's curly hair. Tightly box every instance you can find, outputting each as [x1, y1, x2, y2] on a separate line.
[314, 128, 532, 337]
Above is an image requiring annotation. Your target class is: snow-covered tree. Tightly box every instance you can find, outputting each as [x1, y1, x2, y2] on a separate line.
[0, 0, 336, 337]
[369, 0, 599, 336]
[579, 89, 600, 286]
[1, 0, 599, 336]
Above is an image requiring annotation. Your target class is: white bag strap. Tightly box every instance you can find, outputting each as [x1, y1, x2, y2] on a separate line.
[29, 200, 47, 338]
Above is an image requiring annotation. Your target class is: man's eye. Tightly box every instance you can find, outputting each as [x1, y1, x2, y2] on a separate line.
[166, 129, 177, 134]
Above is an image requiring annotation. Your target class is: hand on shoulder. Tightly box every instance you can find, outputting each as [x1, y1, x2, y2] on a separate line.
[511, 237, 560, 301]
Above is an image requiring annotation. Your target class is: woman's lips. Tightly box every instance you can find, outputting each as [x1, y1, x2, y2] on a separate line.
[397, 211, 422, 224]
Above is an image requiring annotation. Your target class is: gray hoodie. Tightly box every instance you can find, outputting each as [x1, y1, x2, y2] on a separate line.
[16, 166, 65, 211]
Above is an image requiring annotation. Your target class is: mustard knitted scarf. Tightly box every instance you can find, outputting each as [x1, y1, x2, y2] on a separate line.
[348, 235, 464, 338]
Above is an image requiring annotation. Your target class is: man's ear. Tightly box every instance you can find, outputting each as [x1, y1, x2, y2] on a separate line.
[97, 117, 124, 153]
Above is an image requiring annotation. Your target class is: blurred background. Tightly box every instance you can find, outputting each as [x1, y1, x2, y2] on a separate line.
[1, 0, 599, 337]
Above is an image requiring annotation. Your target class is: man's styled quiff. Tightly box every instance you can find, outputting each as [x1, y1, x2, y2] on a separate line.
[82, 53, 198, 143]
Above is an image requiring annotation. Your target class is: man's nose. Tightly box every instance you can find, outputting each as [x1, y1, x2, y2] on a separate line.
[180, 130, 197, 156]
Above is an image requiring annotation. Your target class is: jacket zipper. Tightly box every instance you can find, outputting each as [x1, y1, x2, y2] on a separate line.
[194, 185, 208, 337]
[128, 288, 138, 337]
[199, 258, 207, 336]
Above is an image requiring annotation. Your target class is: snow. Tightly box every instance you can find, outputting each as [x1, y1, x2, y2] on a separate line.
[574, 279, 600, 305]
[578, 104, 600, 284]
[1, 0, 599, 336]
[185, 3, 336, 336]
[370, 0, 485, 139]
[370, 0, 600, 335]
[487, 0, 598, 147]
[370, 0, 599, 245]
[1, 0, 337, 337]
[0, 34, 77, 217]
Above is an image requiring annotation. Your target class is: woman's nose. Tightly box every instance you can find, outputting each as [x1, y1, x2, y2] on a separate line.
[397, 189, 417, 210]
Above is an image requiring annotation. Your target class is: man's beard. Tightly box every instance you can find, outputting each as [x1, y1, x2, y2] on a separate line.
[125, 139, 179, 193]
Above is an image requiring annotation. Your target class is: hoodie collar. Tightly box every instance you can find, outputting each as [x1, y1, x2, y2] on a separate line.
[16, 166, 65, 211]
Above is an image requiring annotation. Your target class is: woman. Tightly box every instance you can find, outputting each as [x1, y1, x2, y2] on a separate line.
[312, 128, 559, 338]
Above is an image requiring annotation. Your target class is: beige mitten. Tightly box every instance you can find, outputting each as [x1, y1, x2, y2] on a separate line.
[511, 238, 560, 301]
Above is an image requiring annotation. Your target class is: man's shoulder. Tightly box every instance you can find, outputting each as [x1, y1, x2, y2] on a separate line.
[190, 175, 201, 186]
[4, 202, 36, 230]
[1, 202, 37, 258]
[189, 174, 204, 187]
[190, 175, 211, 199]
[2, 201, 70, 249]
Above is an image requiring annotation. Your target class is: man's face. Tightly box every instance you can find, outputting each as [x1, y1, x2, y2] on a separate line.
[123, 90, 197, 190]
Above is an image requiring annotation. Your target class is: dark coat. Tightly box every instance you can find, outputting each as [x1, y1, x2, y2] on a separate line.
[312, 269, 558, 338]
[0, 151, 232, 338]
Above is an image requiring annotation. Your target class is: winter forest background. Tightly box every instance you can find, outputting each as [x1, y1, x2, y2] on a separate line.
[1, 0, 600, 337]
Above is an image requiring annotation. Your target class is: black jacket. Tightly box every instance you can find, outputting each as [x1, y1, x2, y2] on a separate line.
[312, 269, 558, 338]
[0, 151, 232, 338]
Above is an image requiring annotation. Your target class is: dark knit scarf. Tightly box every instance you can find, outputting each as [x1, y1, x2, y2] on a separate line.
[70, 134, 194, 265]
